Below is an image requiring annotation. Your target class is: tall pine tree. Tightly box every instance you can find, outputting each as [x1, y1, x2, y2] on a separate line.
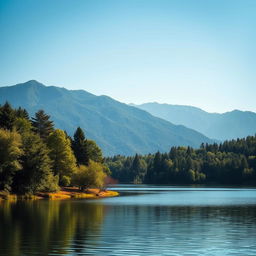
[72, 127, 89, 166]
[32, 110, 54, 140]
[0, 102, 15, 130]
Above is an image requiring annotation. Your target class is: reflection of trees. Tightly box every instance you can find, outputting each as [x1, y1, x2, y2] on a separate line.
[0, 200, 105, 256]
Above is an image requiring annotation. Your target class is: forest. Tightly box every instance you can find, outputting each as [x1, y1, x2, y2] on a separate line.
[0, 102, 108, 194]
[106, 136, 256, 185]
[1, 101, 256, 194]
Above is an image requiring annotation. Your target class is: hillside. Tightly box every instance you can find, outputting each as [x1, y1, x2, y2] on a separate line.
[135, 102, 256, 140]
[0, 81, 214, 155]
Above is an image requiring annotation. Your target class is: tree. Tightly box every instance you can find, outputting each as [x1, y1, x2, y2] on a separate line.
[86, 140, 103, 163]
[131, 154, 147, 183]
[47, 129, 76, 185]
[72, 161, 107, 190]
[14, 132, 59, 194]
[0, 129, 23, 191]
[32, 110, 54, 140]
[72, 127, 89, 165]
[15, 107, 30, 120]
[13, 118, 32, 135]
[0, 102, 15, 130]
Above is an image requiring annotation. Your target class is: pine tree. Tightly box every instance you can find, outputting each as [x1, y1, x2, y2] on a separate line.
[15, 107, 30, 120]
[86, 140, 103, 163]
[32, 110, 54, 140]
[132, 154, 140, 176]
[131, 154, 147, 183]
[72, 127, 89, 166]
[0, 102, 15, 130]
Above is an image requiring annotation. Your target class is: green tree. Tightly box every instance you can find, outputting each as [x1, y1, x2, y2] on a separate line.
[32, 110, 54, 140]
[72, 160, 107, 190]
[0, 102, 15, 130]
[86, 140, 103, 163]
[15, 107, 30, 120]
[47, 129, 76, 185]
[13, 118, 32, 135]
[14, 132, 59, 194]
[131, 154, 147, 183]
[0, 129, 23, 191]
[72, 127, 89, 165]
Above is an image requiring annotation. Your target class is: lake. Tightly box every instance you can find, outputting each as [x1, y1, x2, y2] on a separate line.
[1, 185, 256, 255]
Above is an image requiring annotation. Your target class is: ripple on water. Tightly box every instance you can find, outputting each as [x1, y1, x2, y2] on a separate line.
[1, 186, 256, 256]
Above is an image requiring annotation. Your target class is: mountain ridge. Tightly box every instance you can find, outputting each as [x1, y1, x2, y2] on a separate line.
[135, 102, 256, 141]
[0, 80, 214, 156]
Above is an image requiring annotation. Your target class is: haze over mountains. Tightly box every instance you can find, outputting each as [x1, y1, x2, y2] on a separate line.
[0, 80, 213, 156]
[135, 103, 256, 141]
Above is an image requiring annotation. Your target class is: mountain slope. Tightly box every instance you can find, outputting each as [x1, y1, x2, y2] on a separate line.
[0, 81, 214, 156]
[135, 102, 256, 141]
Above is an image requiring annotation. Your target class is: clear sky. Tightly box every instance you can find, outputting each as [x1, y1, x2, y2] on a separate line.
[0, 0, 255, 113]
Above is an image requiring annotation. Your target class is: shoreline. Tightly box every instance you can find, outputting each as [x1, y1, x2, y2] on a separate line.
[0, 187, 119, 201]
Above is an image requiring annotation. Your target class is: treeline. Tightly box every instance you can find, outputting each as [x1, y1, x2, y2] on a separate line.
[105, 137, 256, 185]
[0, 102, 108, 194]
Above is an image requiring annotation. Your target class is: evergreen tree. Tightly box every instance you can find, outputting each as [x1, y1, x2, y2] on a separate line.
[32, 110, 54, 140]
[15, 107, 30, 120]
[72, 127, 89, 166]
[86, 140, 104, 163]
[0, 102, 15, 130]
[131, 154, 147, 183]
[106, 135, 256, 185]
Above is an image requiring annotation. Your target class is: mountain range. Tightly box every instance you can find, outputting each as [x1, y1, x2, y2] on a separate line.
[135, 102, 256, 141]
[0, 80, 213, 156]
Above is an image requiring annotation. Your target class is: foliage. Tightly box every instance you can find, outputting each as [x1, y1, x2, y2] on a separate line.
[72, 127, 104, 165]
[15, 107, 30, 120]
[32, 109, 54, 140]
[47, 129, 77, 185]
[0, 102, 15, 130]
[106, 136, 256, 185]
[72, 127, 89, 165]
[0, 129, 23, 191]
[86, 139, 104, 163]
[14, 132, 59, 194]
[0, 103, 107, 194]
[72, 161, 107, 190]
[13, 117, 32, 134]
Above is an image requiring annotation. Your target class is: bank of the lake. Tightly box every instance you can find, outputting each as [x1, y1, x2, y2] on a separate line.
[0, 187, 119, 201]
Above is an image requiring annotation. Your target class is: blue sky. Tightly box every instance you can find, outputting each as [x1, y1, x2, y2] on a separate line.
[0, 0, 255, 113]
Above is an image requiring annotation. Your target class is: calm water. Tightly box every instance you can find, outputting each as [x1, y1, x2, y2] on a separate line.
[1, 185, 256, 256]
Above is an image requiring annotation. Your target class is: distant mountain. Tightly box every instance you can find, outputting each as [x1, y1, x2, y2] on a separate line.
[135, 102, 256, 141]
[0, 80, 214, 156]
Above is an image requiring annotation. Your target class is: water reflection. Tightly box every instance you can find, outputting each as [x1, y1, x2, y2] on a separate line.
[1, 187, 256, 256]
[0, 200, 104, 256]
